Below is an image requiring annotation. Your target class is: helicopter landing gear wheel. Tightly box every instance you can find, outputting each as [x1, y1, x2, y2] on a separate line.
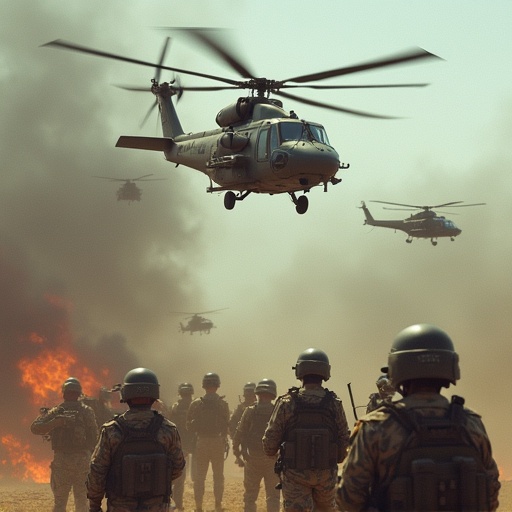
[431, 239, 438, 246]
[224, 191, 236, 210]
[294, 194, 309, 214]
[406, 238, 412, 244]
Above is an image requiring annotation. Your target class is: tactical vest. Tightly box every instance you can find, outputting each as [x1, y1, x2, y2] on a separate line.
[51, 404, 89, 453]
[106, 412, 171, 501]
[193, 396, 227, 437]
[282, 388, 339, 470]
[384, 396, 490, 512]
[171, 399, 195, 453]
[244, 403, 273, 457]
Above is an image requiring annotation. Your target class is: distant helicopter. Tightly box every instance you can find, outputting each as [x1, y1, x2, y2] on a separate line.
[360, 201, 485, 245]
[93, 174, 167, 202]
[43, 30, 442, 214]
[172, 309, 228, 335]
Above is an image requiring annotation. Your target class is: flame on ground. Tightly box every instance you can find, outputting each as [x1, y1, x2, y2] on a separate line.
[1, 434, 51, 483]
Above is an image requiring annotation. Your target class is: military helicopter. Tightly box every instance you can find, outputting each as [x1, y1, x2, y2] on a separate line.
[93, 174, 168, 202]
[172, 308, 228, 335]
[43, 30, 441, 214]
[360, 200, 485, 245]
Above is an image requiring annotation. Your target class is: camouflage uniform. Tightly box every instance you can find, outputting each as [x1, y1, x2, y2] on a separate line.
[228, 401, 255, 439]
[31, 400, 98, 512]
[187, 392, 230, 511]
[365, 393, 383, 415]
[169, 395, 195, 510]
[87, 408, 185, 512]
[233, 402, 280, 512]
[337, 392, 501, 511]
[263, 386, 350, 512]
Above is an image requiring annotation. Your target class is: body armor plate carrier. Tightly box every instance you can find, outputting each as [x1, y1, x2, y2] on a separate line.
[107, 412, 171, 501]
[384, 396, 490, 512]
[282, 388, 339, 470]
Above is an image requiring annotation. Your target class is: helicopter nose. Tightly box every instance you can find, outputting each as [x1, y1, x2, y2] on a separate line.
[271, 142, 340, 178]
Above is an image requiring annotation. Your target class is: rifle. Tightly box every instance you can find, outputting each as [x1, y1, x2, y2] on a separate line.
[224, 438, 230, 460]
[273, 442, 285, 490]
[347, 382, 358, 422]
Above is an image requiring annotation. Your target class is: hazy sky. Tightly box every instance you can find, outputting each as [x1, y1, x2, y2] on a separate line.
[1, 0, 512, 479]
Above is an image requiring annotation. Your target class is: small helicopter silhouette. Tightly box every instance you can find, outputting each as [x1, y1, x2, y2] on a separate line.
[172, 309, 228, 335]
[361, 200, 485, 246]
[93, 174, 168, 202]
[43, 30, 441, 214]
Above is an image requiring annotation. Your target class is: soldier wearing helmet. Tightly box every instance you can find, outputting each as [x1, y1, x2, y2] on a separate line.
[233, 379, 281, 512]
[229, 382, 257, 438]
[263, 348, 350, 512]
[86, 368, 185, 512]
[30, 377, 98, 512]
[169, 382, 196, 512]
[186, 372, 230, 512]
[337, 324, 501, 511]
[365, 373, 395, 414]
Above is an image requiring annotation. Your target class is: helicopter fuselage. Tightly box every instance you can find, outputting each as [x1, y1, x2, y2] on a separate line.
[361, 201, 462, 244]
[116, 86, 342, 211]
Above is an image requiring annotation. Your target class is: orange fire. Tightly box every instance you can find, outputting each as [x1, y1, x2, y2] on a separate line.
[1, 434, 51, 483]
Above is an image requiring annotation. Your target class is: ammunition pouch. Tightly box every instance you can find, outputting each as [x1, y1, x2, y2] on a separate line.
[282, 429, 338, 470]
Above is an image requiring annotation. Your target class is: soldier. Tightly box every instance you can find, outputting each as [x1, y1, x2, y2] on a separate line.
[30, 377, 98, 512]
[263, 348, 350, 512]
[169, 382, 196, 512]
[82, 387, 115, 430]
[186, 372, 230, 512]
[229, 382, 257, 438]
[337, 324, 501, 511]
[365, 373, 395, 414]
[233, 378, 280, 512]
[87, 367, 185, 512]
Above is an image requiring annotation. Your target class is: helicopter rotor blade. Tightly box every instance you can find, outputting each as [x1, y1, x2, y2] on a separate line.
[371, 200, 426, 209]
[132, 174, 155, 180]
[280, 83, 430, 90]
[434, 202, 486, 208]
[160, 27, 255, 79]
[154, 37, 171, 84]
[283, 48, 442, 84]
[41, 39, 242, 87]
[275, 90, 400, 119]
[140, 101, 158, 129]
[93, 176, 124, 181]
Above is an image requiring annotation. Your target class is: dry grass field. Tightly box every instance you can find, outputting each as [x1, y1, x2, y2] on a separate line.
[0, 477, 510, 511]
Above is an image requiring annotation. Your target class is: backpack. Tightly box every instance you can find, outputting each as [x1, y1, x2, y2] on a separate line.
[385, 396, 490, 511]
[282, 388, 340, 470]
[193, 396, 227, 437]
[106, 412, 171, 501]
[243, 403, 273, 457]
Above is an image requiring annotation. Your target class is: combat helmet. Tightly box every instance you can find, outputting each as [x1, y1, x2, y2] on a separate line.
[178, 382, 194, 395]
[255, 378, 277, 398]
[293, 348, 331, 381]
[243, 382, 256, 396]
[62, 377, 82, 395]
[202, 372, 221, 388]
[120, 367, 160, 403]
[388, 324, 460, 389]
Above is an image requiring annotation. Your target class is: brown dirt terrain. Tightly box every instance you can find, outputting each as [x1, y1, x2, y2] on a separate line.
[0, 477, 510, 511]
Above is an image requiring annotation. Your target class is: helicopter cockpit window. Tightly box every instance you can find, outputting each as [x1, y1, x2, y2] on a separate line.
[279, 122, 305, 142]
[270, 124, 279, 153]
[278, 122, 330, 145]
[308, 124, 330, 145]
[257, 127, 270, 161]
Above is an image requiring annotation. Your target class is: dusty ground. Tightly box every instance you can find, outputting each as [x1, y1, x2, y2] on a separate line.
[0, 476, 510, 511]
